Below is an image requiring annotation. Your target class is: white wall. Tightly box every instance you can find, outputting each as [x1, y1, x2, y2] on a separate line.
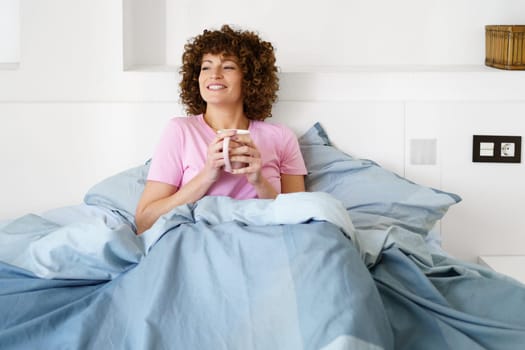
[163, 0, 525, 69]
[0, 0, 19, 65]
[1, 0, 524, 263]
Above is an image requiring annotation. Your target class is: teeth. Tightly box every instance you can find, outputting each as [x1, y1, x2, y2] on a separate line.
[208, 85, 225, 90]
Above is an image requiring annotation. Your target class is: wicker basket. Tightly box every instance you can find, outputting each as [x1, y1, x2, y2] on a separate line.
[485, 25, 525, 70]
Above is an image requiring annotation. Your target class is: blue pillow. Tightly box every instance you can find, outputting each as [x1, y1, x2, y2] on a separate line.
[299, 123, 461, 236]
[84, 160, 150, 225]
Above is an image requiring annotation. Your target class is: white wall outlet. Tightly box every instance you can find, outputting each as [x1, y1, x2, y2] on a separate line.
[501, 143, 515, 157]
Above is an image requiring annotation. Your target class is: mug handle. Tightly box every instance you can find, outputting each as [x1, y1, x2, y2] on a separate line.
[223, 136, 232, 173]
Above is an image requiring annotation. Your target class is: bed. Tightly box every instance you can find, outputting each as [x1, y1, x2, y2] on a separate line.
[1, 122, 524, 350]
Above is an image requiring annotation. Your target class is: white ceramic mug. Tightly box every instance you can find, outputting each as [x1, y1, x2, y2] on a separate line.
[218, 129, 250, 173]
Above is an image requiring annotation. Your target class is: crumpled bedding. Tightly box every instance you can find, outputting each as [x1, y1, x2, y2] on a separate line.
[0, 193, 393, 350]
[1, 192, 524, 350]
[0, 192, 355, 280]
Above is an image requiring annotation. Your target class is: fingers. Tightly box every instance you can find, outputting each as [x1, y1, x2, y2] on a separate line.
[207, 134, 232, 170]
[230, 163, 260, 175]
[231, 134, 253, 147]
[214, 134, 261, 176]
[229, 146, 261, 175]
[228, 144, 258, 157]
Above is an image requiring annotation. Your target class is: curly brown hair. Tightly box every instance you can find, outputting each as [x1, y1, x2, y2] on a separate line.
[179, 25, 279, 121]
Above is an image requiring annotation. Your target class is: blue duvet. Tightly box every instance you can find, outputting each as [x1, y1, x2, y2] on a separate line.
[0, 193, 392, 350]
[1, 192, 524, 350]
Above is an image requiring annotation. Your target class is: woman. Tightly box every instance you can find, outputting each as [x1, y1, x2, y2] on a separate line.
[135, 25, 307, 234]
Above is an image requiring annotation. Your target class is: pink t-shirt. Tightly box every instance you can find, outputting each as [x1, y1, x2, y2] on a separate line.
[147, 114, 307, 199]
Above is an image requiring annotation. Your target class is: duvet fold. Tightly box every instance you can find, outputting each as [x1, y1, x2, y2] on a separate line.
[0, 192, 359, 280]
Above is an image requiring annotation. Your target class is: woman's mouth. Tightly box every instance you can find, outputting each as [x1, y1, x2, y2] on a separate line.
[207, 84, 226, 90]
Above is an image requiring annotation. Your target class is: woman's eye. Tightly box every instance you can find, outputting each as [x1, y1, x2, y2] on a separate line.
[224, 66, 235, 70]
[201, 66, 210, 71]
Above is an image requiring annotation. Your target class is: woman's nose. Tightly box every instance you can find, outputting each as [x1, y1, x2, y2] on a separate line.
[210, 68, 223, 79]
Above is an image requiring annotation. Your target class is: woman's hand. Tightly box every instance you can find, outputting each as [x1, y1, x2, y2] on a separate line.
[228, 135, 278, 199]
[203, 130, 237, 182]
[228, 135, 263, 185]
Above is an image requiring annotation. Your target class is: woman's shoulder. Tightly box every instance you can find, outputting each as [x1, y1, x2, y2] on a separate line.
[158, 115, 205, 142]
[165, 114, 205, 130]
[168, 114, 203, 125]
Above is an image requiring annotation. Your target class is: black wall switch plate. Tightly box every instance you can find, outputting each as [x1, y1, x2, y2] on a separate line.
[473, 135, 521, 163]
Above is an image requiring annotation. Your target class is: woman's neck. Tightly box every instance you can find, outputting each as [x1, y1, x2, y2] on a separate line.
[203, 106, 249, 131]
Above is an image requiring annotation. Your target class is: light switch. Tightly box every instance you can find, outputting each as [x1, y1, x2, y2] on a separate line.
[479, 142, 494, 156]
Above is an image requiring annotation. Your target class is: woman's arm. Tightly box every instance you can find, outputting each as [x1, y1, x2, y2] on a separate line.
[135, 181, 178, 234]
[135, 172, 216, 234]
[281, 174, 305, 193]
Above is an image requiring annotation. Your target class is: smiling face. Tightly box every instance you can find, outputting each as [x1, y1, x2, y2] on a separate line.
[198, 53, 244, 109]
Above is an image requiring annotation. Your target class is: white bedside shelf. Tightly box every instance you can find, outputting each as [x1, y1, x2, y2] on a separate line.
[478, 256, 525, 285]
